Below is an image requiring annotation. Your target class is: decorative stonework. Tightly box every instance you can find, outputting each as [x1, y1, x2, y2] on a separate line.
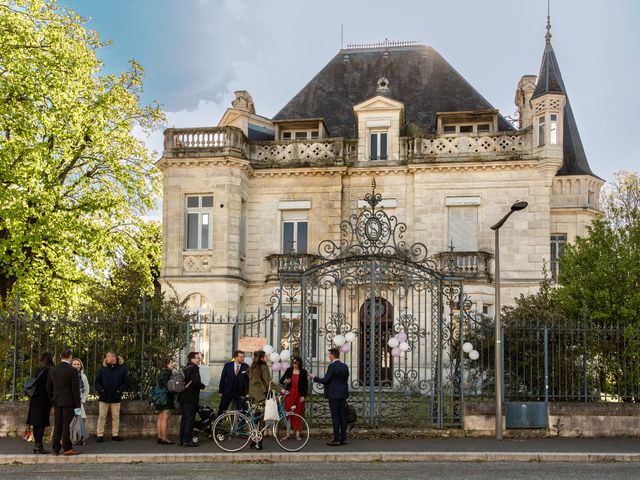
[183, 254, 213, 273]
[421, 133, 524, 155]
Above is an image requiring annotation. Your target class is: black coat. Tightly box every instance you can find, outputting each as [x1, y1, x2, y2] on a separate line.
[26, 366, 52, 427]
[157, 367, 176, 410]
[279, 367, 309, 397]
[46, 362, 81, 408]
[95, 356, 130, 403]
[178, 362, 205, 405]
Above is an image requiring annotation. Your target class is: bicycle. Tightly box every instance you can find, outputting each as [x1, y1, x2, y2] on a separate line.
[212, 392, 310, 452]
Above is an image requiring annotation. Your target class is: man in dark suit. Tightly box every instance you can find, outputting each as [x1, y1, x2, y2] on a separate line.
[46, 349, 81, 456]
[217, 349, 249, 415]
[310, 347, 349, 446]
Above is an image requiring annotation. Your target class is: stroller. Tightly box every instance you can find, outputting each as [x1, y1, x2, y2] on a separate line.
[191, 404, 218, 444]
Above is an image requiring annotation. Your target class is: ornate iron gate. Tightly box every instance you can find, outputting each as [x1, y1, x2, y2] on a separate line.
[277, 181, 468, 428]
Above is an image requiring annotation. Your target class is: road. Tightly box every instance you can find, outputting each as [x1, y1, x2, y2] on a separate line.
[1, 462, 638, 480]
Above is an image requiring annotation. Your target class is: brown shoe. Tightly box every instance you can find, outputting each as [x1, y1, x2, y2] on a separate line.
[63, 449, 81, 456]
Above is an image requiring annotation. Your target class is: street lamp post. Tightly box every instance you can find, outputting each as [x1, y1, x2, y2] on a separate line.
[490, 200, 528, 440]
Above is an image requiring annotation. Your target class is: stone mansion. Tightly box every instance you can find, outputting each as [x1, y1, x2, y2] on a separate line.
[157, 27, 602, 368]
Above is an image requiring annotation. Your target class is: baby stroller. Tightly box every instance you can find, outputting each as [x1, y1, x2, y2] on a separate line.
[191, 404, 218, 444]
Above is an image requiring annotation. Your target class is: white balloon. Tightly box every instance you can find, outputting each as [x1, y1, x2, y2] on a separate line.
[280, 350, 291, 362]
[469, 349, 480, 361]
[462, 342, 474, 354]
[399, 342, 410, 352]
[345, 332, 356, 343]
[387, 337, 399, 348]
[263, 345, 274, 355]
[269, 352, 281, 363]
[333, 334, 346, 346]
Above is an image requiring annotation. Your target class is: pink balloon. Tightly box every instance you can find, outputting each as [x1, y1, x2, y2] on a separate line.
[391, 347, 401, 357]
[272, 361, 282, 372]
[397, 331, 408, 343]
[340, 343, 351, 353]
[281, 362, 291, 371]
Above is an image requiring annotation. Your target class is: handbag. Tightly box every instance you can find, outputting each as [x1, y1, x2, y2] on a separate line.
[263, 390, 280, 422]
[70, 415, 89, 444]
[22, 369, 45, 397]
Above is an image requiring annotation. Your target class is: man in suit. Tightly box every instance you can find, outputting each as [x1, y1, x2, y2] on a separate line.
[217, 349, 249, 415]
[46, 349, 81, 456]
[310, 347, 349, 446]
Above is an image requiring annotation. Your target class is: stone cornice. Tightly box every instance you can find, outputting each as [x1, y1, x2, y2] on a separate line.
[157, 155, 252, 174]
[550, 206, 600, 215]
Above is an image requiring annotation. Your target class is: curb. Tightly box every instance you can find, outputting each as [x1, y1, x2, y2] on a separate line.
[2, 451, 640, 465]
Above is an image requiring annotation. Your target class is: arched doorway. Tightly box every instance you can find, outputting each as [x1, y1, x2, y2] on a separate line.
[359, 298, 394, 387]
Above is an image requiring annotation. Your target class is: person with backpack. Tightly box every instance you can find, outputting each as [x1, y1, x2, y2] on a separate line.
[155, 357, 175, 445]
[26, 352, 54, 454]
[178, 351, 205, 447]
[94, 351, 130, 443]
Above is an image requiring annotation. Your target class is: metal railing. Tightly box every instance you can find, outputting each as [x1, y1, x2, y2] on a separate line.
[464, 315, 640, 402]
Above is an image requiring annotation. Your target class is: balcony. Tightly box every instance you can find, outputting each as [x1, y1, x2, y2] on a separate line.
[162, 127, 528, 166]
[162, 126, 248, 158]
[434, 251, 493, 281]
[265, 253, 320, 282]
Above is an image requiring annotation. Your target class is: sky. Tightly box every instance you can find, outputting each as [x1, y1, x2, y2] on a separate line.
[61, 0, 639, 185]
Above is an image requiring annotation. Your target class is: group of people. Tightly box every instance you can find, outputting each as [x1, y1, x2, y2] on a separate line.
[157, 346, 349, 449]
[27, 345, 349, 454]
[26, 349, 130, 455]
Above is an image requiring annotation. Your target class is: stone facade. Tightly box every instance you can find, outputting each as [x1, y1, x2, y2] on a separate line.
[157, 40, 602, 379]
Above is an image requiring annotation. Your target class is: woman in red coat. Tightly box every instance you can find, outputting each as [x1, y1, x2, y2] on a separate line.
[279, 356, 308, 440]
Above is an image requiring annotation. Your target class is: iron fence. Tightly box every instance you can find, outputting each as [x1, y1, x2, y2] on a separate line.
[463, 314, 640, 402]
[0, 302, 279, 402]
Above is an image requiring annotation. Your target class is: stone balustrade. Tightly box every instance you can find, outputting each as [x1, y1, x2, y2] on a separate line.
[162, 128, 529, 165]
[249, 138, 355, 167]
[265, 253, 320, 281]
[163, 126, 248, 157]
[403, 131, 528, 160]
[434, 251, 493, 281]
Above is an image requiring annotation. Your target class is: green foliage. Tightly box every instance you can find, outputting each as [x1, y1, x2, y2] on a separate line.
[0, 0, 165, 310]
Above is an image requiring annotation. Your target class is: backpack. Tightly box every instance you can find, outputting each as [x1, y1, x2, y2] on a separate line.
[346, 403, 357, 425]
[167, 368, 189, 393]
[148, 386, 168, 407]
[22, 369, 45, 397]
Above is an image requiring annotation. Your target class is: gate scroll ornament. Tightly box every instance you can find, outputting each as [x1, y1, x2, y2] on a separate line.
[277, 178, 468, 428]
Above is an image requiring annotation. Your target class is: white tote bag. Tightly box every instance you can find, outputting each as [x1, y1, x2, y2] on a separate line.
[263, 390, 279, 422]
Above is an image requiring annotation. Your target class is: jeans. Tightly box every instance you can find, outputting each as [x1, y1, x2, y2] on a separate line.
[180, 402, 198, 444]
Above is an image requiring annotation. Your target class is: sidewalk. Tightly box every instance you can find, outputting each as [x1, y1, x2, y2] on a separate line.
[1, 436, 639, 464]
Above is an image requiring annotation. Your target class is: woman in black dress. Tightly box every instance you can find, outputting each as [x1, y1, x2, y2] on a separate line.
[156, 357, 176, 445]
[26, 352, 54, 454]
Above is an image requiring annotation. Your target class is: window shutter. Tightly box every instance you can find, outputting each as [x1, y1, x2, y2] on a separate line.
[370, 133, 378, 160]
[448, 206, 478, 251]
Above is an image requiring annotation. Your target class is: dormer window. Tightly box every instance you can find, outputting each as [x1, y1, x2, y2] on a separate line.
[442, 123, 493, 135]
[370, 131, 388, 160]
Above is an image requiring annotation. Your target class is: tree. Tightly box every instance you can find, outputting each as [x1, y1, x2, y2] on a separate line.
[0, 0, 164, 309]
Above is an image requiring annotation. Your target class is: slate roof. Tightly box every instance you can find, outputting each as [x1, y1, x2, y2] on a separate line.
[532, 32, 595, 177]
[272, 45, 513, 138]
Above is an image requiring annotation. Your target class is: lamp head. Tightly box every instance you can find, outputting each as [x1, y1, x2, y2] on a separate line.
[510, 201, 528, 212]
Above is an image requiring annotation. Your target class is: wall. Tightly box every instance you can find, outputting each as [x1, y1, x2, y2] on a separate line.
[0, 401, 181, 439]
[464, 402, 640, 438]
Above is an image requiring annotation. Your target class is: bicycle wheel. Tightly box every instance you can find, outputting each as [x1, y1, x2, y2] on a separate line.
[212, 411, 251, 452]
[273, 412, 310, 452]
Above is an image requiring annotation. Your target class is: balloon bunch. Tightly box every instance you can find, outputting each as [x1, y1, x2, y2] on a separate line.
[387, 330, 410, 357]
[263, 344, 292, 372]
[332, 331, 356, 353]
[462, 342, 479, 361]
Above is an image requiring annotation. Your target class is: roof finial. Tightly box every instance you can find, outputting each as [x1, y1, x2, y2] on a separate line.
[545, 0, 552, 44]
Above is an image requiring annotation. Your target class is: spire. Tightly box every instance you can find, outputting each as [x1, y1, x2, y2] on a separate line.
[531, 11, 565, 100]
[531, 8, 596, 177]
[545, 0, 552, 45]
